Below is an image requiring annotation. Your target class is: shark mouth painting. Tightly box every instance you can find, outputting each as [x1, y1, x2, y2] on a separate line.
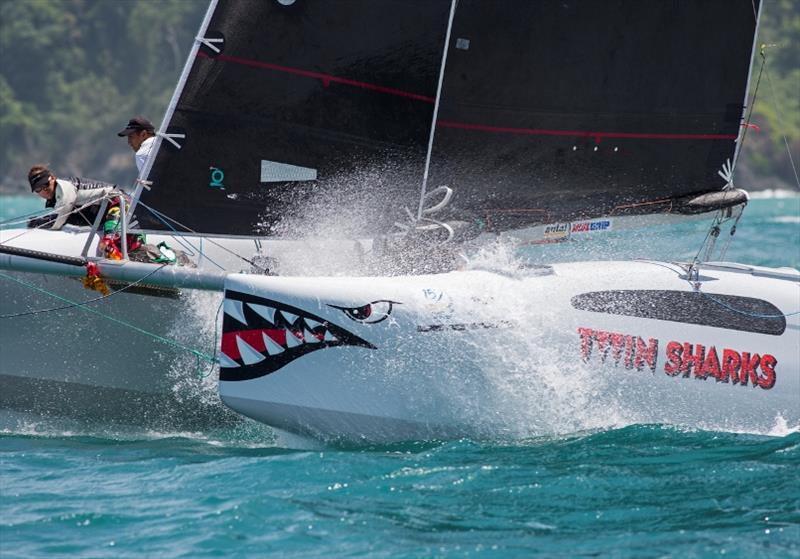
[219, 290, 376, 381]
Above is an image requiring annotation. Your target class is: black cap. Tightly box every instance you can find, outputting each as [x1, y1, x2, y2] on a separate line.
[29, 168, 52, 192]
[117, 116, 155, 137]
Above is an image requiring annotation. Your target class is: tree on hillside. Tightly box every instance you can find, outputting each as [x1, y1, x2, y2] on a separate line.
[0, 0, 797, 193]
[737, 0, 800, 190]
[0, 0, 205, 191]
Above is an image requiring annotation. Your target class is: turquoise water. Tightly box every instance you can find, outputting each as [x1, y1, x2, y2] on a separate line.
[1, 194, 799, 558]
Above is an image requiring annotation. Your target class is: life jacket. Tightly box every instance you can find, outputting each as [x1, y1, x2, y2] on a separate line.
[99, 203, 145, 260]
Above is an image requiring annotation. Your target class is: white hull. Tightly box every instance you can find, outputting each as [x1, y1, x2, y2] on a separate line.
[219, 261, 800, 441]
[0, 226, 366, 427]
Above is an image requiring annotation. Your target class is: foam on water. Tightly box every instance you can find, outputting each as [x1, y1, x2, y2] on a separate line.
[748, 188, 800, 199]
[165, 289, 226, 406]
[771, 215, 800, 224]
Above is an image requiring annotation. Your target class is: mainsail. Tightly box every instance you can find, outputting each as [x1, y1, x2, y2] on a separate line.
[138, 0, 760, 237]
[138, 0, 452, 236]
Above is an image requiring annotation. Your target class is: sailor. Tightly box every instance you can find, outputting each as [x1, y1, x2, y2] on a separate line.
[117, 116, 156, 175]
[27, 165, 117, 230]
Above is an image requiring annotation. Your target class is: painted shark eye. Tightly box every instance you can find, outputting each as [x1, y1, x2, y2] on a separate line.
[330, 300, 397, 324]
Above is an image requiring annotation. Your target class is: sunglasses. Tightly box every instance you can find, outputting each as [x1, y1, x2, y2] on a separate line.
[33, 180, 51, 193]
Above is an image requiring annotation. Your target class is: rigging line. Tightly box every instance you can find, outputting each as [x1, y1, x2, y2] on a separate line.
[735, 49, 766, 171]
[0, 195, 114, 245]
[0, 263, 169, 318]
[637, 260, 688, 278]
[0, 207, 53, 227]
[638, 261, 800, 319]
[134, 201, 228, 271]
[135, 199, 268, 273]
[761, 49, 800, 188]
[718, 205, 745, 261]
[198, 300, 225, 379]
[0, 271, 216, 363]
[689, 212, 721, 268]
[135, 202, 201, 257]
[416, 0, 458, 221]
[688, 282, 800, 319]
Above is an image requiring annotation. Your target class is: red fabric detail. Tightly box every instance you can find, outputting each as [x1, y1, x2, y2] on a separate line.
[437, 120, 739, 141]
[198, 51, 436, 103]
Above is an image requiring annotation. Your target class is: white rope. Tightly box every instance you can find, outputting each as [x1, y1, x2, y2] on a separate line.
[416, 0, 458, 221]
[0, 193, 120, 245]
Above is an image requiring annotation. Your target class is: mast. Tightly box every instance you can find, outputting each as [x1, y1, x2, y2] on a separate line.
[730, 0, 764, 179]
[127, 0, 220, 219]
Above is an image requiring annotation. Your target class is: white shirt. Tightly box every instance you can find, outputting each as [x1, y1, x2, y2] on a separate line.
[136, 136, 156, 176]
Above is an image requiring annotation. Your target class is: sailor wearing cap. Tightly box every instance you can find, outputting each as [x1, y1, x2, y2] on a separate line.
[27, 165, 117, 230]
[117, 116, 156, 175]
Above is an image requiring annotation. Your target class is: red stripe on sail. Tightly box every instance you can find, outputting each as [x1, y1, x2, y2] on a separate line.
[197, 51, 436, 103]
[436, 120, 738, 142]
[197, 52, 738, 143]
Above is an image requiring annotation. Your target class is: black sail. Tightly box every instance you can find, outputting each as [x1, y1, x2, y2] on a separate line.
[140, 0, 452, 235]
[140, 0, 760, 236]
[429, 0, 760, 230]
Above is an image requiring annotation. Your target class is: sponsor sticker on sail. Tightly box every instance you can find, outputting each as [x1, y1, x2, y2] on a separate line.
[543, 222, 571, 240]
[571, 219, 613, 234]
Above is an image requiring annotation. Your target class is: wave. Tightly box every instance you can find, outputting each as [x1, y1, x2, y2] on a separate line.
[769, 215, 800, 224]
[748, 188, 800, 199]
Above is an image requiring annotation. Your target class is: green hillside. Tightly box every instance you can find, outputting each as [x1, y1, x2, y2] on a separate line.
[0, 0, 797, 193]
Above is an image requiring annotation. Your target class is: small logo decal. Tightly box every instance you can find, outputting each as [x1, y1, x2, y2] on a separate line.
[544, 222, 571, 239]
[571, 219, 612, 234]
[210, 167, 225, 189]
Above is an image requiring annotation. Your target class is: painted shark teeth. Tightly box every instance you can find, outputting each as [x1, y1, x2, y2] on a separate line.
[224, 299, 247, 325]
[219, 292, 376, 376]
[248, 303, 276, 324]
[285, 328, 302, 348]
[236, 336, 266, 365]
[279, 310, 298, 325]
[219, 352, 241, 368]
[262, 332, 284, 355]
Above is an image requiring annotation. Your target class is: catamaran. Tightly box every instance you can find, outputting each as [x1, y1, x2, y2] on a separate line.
[1, 0, 797, 440]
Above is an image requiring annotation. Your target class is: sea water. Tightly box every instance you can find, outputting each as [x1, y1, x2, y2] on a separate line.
[1, 194, 799, 558]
